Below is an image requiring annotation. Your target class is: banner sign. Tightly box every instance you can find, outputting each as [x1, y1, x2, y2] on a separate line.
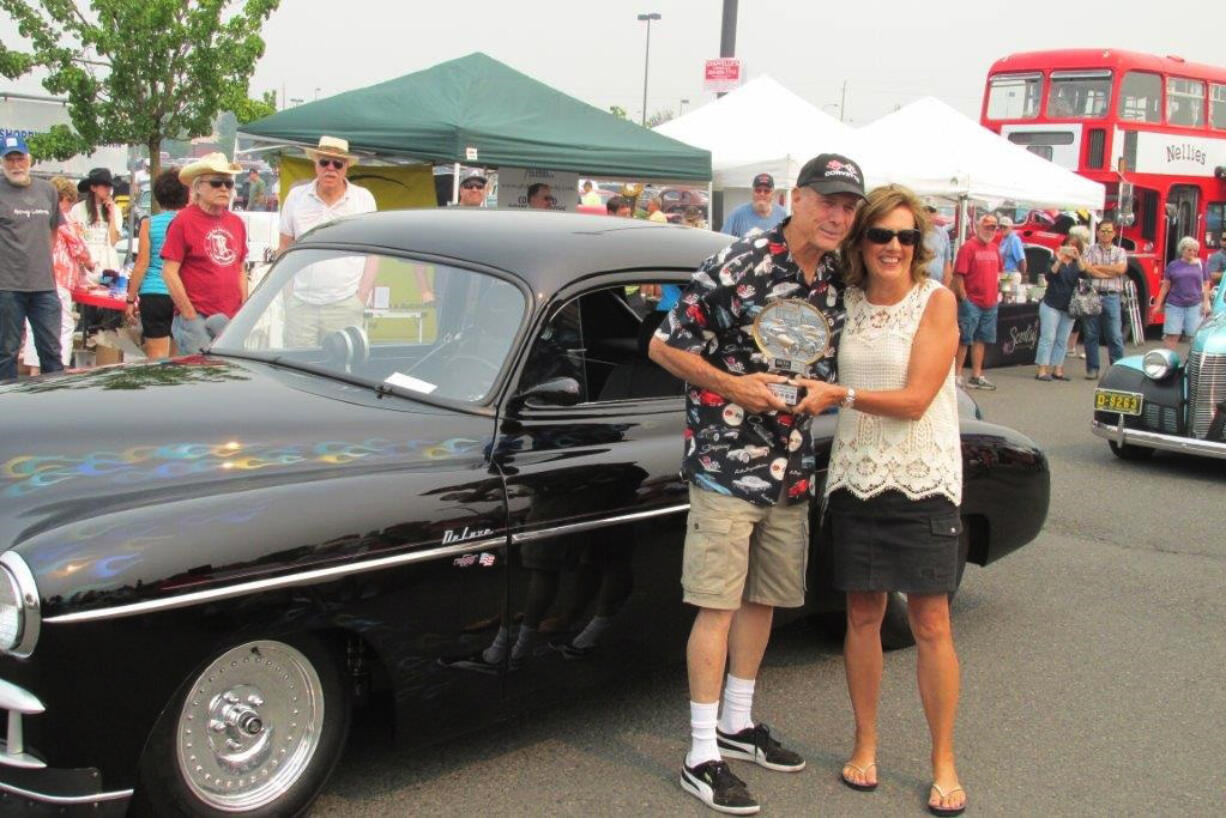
[497, 167, 578, 212]
[704, 59, 742, 94]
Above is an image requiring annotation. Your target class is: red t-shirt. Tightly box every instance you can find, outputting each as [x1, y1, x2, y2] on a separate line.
[953, 237, 1002, 308]
[161, 204, 247, 317]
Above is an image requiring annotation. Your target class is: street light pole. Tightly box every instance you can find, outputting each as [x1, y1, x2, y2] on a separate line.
[637, 12, 661, 126]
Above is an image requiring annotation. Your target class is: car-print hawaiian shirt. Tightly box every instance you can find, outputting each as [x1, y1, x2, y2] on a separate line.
[656, 218, 846, 506]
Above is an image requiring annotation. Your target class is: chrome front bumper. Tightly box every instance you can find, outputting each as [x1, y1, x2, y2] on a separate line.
[0, 678, 131, 816]
[1091, 418, 1226, 459]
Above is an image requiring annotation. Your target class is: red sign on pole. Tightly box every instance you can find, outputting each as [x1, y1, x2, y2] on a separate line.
[704, 58, 742, 94]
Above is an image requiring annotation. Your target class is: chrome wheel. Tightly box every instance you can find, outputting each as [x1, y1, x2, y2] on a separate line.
[176, 640, 325, 812]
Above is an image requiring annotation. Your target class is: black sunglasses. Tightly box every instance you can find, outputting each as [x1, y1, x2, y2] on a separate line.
[461, 181, 485, 190]
[865, 227, 921, 246]
[317, 158, 346, 170]
[205, 178, 235, 189]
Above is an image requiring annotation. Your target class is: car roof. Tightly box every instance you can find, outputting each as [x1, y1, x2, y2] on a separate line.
[295, 208, 733, 291]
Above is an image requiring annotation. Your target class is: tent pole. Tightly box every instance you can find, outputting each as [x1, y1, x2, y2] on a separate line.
[452, 162, 461, 204]
[955, 196, 969, 257]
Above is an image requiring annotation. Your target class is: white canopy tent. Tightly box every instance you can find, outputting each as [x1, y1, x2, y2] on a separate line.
[852, 97, 1105, 211]
[654, 76, 855, 192]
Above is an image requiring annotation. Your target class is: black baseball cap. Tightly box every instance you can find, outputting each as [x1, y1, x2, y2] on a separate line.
[796, 153, 866, 199]
[751, 173, 775, 190]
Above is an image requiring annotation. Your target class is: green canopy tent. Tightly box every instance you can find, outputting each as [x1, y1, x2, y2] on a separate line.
[240, 52, 710, 182]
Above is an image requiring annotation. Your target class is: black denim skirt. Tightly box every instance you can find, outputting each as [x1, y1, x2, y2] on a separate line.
[826, 488, 963, 594]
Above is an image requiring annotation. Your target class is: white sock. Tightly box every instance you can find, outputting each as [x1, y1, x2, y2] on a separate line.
[481, 626, 510, 664]
[718, 674, 756, 735]
[510, 625, 538, 660]
[686, 700, 720, 768]
[571, 615, 612, 649]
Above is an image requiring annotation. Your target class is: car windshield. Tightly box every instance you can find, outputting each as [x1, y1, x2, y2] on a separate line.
[213, 248, 526, 404]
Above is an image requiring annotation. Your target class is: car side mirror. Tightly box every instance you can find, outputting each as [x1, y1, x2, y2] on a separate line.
[508, 377, 582, 409]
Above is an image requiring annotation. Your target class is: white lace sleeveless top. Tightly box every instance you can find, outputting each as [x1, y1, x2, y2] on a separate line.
[825, 279, 962, 505]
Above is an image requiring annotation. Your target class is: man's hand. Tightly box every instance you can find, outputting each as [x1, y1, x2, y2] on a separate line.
[792, 378, 845, 415]
[726, 372, 790, 414]
[176, 315, 211, 354]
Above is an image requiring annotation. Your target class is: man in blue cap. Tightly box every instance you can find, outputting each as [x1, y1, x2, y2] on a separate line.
[0, 134, 65, 380]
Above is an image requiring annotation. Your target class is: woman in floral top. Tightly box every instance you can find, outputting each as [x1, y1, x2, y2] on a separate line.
[21, 177, 93, 373]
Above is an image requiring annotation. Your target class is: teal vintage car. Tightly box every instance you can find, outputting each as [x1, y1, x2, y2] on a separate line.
[1091, 294, 1226, 460]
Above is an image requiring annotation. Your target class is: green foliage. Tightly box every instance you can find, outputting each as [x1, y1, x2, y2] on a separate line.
[608, 105, 628, 120]
[26, 123, 89, 162]
[645, 109, 674, 128]
[0, 0, 281, 181]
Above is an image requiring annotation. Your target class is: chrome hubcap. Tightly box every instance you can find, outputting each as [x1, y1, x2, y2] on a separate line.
[176, 641, 324, 811]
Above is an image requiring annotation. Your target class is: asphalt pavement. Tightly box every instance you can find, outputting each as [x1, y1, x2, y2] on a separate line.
[313, 341, 1226, 817]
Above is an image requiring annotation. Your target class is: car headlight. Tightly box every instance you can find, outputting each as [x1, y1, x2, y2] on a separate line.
[0, 553, 40, 658]
[1142, 349, 1180, 380]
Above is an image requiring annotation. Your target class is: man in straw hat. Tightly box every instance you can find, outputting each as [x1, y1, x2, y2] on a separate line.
[278, 135, 378, 346]
[161, 152, 247, 354]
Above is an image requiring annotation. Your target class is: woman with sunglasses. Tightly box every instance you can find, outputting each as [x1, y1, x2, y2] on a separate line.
[160, 153, 248, 355]
[795, 185, 966, 816]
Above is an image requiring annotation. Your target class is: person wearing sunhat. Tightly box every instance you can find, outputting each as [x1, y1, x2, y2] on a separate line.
[69, 166, 122, 273]
[278, 135, 378, 346]
[0, 134, 65, 380]
[160, 152, 248, 354]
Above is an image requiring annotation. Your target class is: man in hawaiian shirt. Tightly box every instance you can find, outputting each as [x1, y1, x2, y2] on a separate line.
[649, 153, 865, 815]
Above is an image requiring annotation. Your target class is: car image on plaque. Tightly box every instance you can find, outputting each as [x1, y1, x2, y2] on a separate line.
[0, 209, 1050, 816]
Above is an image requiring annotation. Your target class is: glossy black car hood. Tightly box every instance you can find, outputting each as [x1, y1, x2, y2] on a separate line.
[0, 356, 493, 553]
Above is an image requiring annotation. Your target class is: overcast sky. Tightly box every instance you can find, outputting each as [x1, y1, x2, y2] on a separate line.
[3, 0, 1222, 127]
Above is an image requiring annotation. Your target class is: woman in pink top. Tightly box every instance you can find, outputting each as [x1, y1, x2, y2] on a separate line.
[21, 177, 93, 373]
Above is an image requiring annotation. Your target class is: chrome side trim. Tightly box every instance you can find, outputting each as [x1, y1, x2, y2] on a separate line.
[43, 503, 693, 625]
[0, 553, 40, 658]
[1091, 418, 1226, 459]
[44, 537, 507, 625]
[511, 503, 690, 544]
[0, 779, 133, 805]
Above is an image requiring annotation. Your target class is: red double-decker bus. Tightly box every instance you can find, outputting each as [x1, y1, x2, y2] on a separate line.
[981, 49, 1226, 325]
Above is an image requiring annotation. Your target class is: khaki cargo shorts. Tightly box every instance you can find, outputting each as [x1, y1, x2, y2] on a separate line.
[681, 485, 809, 610]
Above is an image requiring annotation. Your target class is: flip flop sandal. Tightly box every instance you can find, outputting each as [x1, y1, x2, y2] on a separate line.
[1034, 373, 1052, 381]
[840, 760, 878, 792]
[928, 783, 967, 816]
[1052, 373, 1070, 380]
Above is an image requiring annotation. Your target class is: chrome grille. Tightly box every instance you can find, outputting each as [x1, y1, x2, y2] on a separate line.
[1187, 351, 1226, 439]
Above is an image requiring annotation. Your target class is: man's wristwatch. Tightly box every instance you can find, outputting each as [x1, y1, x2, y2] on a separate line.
[841, 386, 856, 409]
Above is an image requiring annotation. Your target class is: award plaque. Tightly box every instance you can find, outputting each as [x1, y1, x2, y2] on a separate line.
[751, 299, 833, 405]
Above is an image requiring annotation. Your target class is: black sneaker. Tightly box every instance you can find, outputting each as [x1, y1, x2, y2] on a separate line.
[716, 723, 806, 772]
[548, 639, 595, 660]
[679, 759, 760, 815]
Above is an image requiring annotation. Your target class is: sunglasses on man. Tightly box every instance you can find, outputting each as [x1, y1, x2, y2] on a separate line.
[317, 158, 346, 170]
[865, 227, 921, 246]
[461, 181, 485, 190]
[205, 178, 235, 189]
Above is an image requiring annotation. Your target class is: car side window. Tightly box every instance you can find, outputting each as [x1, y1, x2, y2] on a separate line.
[520, 282, 685, 404]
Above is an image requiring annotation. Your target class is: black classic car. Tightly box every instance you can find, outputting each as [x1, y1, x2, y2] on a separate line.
[0, 210, 1049, 816]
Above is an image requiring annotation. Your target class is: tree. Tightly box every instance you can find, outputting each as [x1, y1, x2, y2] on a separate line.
[645, 109, 674, 128]
[0, 0, 280, 184]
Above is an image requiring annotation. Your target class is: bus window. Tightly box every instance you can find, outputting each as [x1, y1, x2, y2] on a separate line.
[986, 73, 1041, 119]
[1118, 71, 1162, 123]
[1046, 70, 1111, 118]
[1207, 203, 1225, 248]
[1210, 84, 1226, 130]
[1138, 188, 1160, 244]
[1166, 78, 1206, 127]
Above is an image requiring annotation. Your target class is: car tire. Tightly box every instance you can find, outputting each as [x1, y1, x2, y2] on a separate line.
[1109, 440, 1155, 461]
[131, 634, 350, 818]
